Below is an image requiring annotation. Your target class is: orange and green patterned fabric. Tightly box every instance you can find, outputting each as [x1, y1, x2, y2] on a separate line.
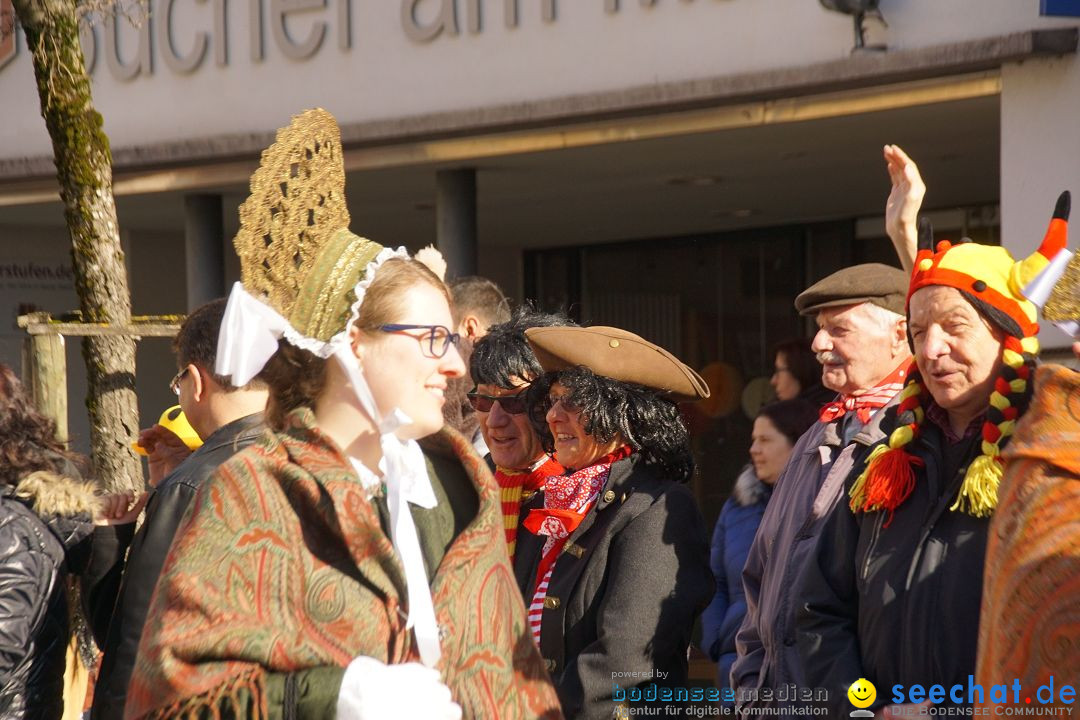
[126, 408, 562, 719]
[976, 364, 1080, 706]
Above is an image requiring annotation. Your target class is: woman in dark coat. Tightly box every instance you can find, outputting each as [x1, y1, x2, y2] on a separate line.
[0, 364, 96, 720]
[515, 325, 714, 720]
[701, 399, 816, 700]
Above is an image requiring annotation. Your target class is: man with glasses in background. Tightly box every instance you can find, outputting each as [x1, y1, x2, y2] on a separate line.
[445, 276, 513, 457]
[89, 298, 269, 720]
[468, 307, 572, 563]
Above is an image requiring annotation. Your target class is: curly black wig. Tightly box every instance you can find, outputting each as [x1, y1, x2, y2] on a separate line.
[527, 365, 694, 483]
[470, 305, 576, 389]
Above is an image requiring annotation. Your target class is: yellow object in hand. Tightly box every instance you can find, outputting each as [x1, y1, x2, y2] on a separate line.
[131, 405, 203, 455]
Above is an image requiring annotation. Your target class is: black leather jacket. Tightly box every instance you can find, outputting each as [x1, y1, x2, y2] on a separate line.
[89, 413, 265, 720]
[0, 474, 94, 720]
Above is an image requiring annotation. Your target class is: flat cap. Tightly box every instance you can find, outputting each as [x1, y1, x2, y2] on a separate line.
[524, 326, 710, 401]
[795, 263, 908, 316]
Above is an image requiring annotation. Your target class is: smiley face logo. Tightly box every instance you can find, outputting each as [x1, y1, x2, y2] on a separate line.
[848, 678, 876, 709]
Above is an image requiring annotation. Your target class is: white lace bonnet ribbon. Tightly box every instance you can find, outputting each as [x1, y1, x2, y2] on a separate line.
[215, 245, 442, 668]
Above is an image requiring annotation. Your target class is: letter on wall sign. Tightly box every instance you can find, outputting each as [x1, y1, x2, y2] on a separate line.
[159, 0, 210, 73]
[104, 9, 153, 81]
[272, 0, 328, 59]
[402, 0, 459, 42]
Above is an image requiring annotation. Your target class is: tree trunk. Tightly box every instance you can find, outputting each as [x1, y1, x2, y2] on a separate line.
[13, 0, 142, 493]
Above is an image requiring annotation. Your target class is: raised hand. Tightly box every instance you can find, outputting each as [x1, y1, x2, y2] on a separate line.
[883, 143, 925, 273]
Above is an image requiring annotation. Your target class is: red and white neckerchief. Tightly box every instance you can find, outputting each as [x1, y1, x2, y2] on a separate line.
[522, 446, 632, 645]
[494, 455, 564, 564]
[818, 359, 912, 424]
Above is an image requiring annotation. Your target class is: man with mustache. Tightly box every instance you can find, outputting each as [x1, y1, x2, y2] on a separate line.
[731, 263, 912, 712]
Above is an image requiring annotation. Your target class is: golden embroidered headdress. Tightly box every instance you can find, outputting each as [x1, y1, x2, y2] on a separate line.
[232, 108, 388, 347]
[1044, 225, 1080, 338]
[215, 109, 442, 667]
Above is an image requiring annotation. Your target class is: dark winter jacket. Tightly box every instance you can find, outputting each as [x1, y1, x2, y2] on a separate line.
[797, 407, 989, 716]
[89, 413, 265, 720]
[730, 399, 894, 712]
[701, 466, 770, 699]
[0, 470, 96, 720]
[514, 453, 713, 720]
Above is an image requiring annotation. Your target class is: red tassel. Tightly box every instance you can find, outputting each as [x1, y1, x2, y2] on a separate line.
[899, 395, 921, 413]
[1002, 406, 1019, 421]
[994, 377, 1011, 395]
[982, 423, 1002, 444]
[1016, 364, 1031, 381]
[862, 448, 923, 527]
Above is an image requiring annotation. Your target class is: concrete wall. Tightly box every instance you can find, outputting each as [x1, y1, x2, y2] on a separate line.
[1001, 53, 1080, 350]
[2, 1, 1077, 161]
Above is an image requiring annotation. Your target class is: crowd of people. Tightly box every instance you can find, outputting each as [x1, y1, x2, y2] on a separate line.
[0, 110, 1076, 720]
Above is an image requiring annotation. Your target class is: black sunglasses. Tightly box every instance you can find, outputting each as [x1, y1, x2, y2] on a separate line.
[467, 389, 529, 415]
[379, 324, 461, 358]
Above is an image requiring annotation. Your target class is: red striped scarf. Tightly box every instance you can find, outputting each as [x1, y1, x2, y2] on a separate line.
[494, 456, 563, 563]
[522, 446, 632, 644]
[818, 360, 912, 424]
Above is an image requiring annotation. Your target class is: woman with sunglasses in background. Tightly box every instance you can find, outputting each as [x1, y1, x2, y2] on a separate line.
[513, 325, 715, 720]
[126, 110, 561, 720]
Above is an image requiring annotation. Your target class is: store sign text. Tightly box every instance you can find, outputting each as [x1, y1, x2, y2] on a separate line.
[401, 0, 696, 43]
[1, 0, 696, 79]
[25, 0, 353, 81]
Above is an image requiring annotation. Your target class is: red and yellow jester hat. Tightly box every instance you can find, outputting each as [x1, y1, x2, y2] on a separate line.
[850, 192, 1070, 521]
[906, 191, 1071, 339]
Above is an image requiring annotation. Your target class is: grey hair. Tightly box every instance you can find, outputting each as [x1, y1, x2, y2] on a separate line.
[859, 301, 906, 332]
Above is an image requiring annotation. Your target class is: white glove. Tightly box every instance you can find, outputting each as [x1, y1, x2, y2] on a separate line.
[335, 656, 462, 720]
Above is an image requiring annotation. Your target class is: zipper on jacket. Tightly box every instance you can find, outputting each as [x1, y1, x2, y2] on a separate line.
[861, 512, 886, 582]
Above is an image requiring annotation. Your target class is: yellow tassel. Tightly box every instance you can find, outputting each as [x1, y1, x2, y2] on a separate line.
[899, 382, 922, 401]
[849, 444, 888, 511]
[949, 452, 1002, 517]
[1008, 378, 1027, 394]
[889, 424, 914, 448]
[989, 392, 1009, 411]
[1020, 336, 1040, 355]
[1002, 349, 1024, 369]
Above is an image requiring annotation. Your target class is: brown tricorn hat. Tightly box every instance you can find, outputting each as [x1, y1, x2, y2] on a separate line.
[794, 263, 908, 316]
[524, 326, 711, 401]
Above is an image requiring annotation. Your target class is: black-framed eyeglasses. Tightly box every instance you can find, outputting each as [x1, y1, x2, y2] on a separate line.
[379, 324, 461, 358]
[467, 388, 529, 415]
[169, 367, 190, 396]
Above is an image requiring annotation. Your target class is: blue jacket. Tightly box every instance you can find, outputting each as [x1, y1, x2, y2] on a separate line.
[701, 466, 771, 696]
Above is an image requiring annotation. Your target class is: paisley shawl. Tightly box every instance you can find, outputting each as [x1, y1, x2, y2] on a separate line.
[126, 408, 561, 719]
[976, 364, 1080, 707]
